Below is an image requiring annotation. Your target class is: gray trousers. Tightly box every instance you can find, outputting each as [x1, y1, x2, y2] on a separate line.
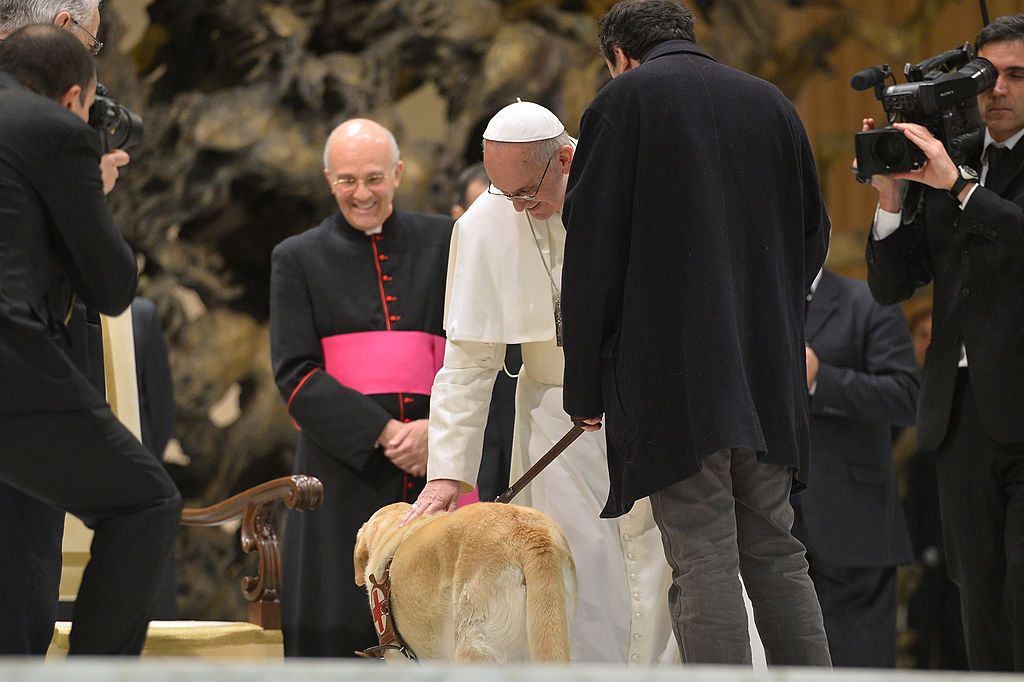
[650, 447, 831, 666]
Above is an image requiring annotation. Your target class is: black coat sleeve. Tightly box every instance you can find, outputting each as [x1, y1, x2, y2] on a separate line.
[269, 243, 392, 471]
[33, 120, 137, 315]
[811, 297, 919, 426]
[866, 189, 935, 305]
[562, 108, 635, 419]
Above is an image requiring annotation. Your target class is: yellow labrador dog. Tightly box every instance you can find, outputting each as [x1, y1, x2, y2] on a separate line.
[354, 501, 576, 663]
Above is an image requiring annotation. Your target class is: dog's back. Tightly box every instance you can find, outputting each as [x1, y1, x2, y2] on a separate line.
[376, 502, 576, 663]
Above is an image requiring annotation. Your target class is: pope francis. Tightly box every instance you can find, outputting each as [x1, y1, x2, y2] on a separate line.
[403, 101, 677, 664]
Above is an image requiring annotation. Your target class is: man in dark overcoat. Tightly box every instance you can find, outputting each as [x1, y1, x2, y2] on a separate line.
[793, 269, 918, 667]
[861, 13, 1024, 672]
[561, 0, 831, 666]
[0, 25, 181, 655]
[270, 118, 451, 657]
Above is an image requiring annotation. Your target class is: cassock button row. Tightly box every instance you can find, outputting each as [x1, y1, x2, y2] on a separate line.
[382, 275, 392, 281]
[378, 254, 390, 261]
[634, 612, 642, 619]
[633, 633, 642, 640]
[386, 295, 397, 302]
[390, 315, 401, 322]
[627, 553, 636, 561]
[630, 572, 638, 581]
[403, 397, 414, 404]
[623, 533, 632, 541]
[632, 593, 642, 601]
[631, 654, 640, 662]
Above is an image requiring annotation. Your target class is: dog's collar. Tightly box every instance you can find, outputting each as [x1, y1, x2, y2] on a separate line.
[356, 559, 417, 661]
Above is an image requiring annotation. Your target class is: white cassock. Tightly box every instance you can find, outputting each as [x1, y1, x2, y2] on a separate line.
[427, 189, 678, 664]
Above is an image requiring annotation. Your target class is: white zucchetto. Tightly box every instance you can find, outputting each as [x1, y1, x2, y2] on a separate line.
[482, 99, 565, 143]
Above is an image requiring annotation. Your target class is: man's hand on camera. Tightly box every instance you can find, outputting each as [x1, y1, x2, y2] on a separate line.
[100, 150, 130, 195]
[860, 118, 903, 212]
[891, 122, 958, 193]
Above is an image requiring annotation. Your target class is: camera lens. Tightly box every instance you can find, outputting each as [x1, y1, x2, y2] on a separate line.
[874, 134, 908, 169]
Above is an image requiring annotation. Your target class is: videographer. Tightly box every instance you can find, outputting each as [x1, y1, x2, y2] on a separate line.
[861, 14, 1024, 672]
[0, 24, 181, 655]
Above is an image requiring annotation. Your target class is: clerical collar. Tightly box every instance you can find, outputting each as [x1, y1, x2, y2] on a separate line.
[983, 126, 1024, 153]
[365, 225, 383, 235]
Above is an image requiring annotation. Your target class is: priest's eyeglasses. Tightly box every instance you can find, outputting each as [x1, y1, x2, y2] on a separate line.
[69, 18, 103, 56]
[487, 152, 556, 202]
[329, 169, 393, 192]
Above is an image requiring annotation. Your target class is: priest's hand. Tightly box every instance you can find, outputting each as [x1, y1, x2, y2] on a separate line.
[399, 479, 460, 526]
[381, 418, 428, 477]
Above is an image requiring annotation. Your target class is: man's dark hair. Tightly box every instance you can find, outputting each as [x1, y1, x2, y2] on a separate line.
[0, 23, 94, 103]
[976, 13, 1024, 53]
[453, 162, 489, 208]
[598, 0, 696, 63]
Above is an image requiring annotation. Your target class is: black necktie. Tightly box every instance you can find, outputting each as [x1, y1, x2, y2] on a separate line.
[985, 144, 1010, 187]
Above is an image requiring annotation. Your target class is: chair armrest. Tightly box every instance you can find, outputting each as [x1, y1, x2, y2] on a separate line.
[180, 475, 324, 629]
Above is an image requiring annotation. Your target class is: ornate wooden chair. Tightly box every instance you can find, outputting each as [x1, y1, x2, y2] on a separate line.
[50, 474, 323, 658]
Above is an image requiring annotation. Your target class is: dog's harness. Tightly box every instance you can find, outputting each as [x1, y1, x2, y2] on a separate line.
[356, 560, 417, 661]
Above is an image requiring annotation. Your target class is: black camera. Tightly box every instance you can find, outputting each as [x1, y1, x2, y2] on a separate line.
[852, 44, 997, 180]
[88, 83, 143, 152]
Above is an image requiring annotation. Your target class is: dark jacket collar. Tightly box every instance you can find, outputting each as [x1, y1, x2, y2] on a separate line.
[641, 40, 716, 65]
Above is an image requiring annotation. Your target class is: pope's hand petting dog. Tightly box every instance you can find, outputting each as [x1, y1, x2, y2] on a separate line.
[378, 418, 428, 477]
[400, 478, 460, 526]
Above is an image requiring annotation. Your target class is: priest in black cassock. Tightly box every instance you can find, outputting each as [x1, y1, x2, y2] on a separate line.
[269, 119, 452, 657]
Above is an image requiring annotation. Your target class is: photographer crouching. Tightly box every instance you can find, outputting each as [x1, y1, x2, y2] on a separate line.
[858, 14, 1024, 672]
[0, 24, 181, 655]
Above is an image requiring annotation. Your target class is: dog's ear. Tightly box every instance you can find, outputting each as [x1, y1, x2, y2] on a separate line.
[353, 522, 369, 587]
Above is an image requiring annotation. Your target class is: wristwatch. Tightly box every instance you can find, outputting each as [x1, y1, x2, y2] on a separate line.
[949, 165, 979, 201]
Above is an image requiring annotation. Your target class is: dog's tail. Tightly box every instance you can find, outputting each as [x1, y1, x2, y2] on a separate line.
[521, 524, 576, 663]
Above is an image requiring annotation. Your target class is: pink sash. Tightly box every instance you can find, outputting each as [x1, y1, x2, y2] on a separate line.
[321, 331, 444, 396]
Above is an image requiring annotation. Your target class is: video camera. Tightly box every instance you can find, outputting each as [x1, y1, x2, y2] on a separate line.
[852, 44, 996, 181]
[89, 83, 142, 152]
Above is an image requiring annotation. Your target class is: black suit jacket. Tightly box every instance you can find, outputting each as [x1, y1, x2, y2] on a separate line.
[792, 271, 916, 567]
[867, 130, 1024, 450]
[0, 73, 137, 414]
[562, 40, 829, 516]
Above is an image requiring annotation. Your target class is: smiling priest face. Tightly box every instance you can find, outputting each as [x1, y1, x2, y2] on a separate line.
[323, 119, 406, 233]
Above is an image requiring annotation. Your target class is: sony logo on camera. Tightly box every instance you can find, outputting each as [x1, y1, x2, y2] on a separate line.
[852, 43, 996, 181]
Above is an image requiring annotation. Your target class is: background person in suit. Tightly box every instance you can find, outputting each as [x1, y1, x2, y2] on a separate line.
[792, 268, 918, 667]
[0, 24, 181, 655]
[862, 13, 1024, 672]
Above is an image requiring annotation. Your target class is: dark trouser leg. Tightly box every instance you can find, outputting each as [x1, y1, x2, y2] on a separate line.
[934, 371, 1024, 671]
[650, 448, 830, 666]
[807, 560, 897, 667]
[730, 448, 831, 666]
[0, 408, 182, 655]
[0, 483, 64, 654]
